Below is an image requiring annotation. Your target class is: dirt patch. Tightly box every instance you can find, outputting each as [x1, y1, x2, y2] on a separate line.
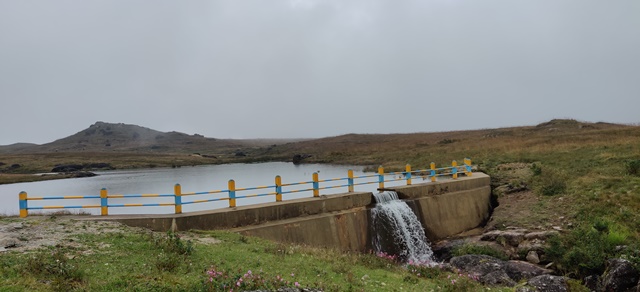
[0, 216, 219, 253]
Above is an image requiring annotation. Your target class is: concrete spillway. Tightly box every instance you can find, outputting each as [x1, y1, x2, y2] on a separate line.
[93, 172, 491, 251]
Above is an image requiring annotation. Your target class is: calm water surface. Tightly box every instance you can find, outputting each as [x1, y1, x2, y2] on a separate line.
[0, 162, 408, 215]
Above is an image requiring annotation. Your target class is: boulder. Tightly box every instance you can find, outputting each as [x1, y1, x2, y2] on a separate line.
[0, 236, 18, 248]
[526, 251, 541, 264]
[450, 255, 552, 287]
[52, 164, 84, 172]
[481, 230, 526, 247]
[602, 259, 639, 292]
[527, 275, 568, 292]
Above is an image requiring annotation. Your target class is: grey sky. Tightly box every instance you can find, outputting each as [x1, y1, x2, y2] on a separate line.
[1, 0, 639, 145]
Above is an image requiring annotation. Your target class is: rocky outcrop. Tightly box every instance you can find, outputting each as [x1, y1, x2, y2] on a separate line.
[479, 228, 560, 264]
[516, 275, 569, 292]
[450, 255, 552, 287]
[292, 154, 312, 165]
[601, 259, 639, 292]
[52, 164, 84, 172]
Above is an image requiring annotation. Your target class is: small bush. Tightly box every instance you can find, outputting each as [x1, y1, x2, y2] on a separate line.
[23, 248, 84, 291]
[532, 166, 567, 196]
[544, 219, 631, 278]
[154, 231, 194, 256]
[452, 243, 509, 260]
[155, 252, 180, 272]
[626, 159, 640, 176]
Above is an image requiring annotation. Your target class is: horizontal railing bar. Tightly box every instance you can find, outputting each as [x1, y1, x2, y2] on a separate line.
[236, 192, 276, 199]
[317, 177, 347, 183]
[182, 197, 230, 205]
[108, 193, 174, 198]
[353, 174, 378, 179]
[235, 185, 275, 192]
[282, 188, 315, 194]
[353, 181, 378, 186]
[281, 181, 313, 187]
[27, 195, 101, 200]
[28, 205, 101, 210]
[319, 184, 349, 190]
[108, 203, 175, 207]
[182, 190, 226, 196]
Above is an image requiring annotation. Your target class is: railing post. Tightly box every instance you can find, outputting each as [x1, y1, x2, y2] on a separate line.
[464, 158, 473, 176]
[275, 175, 282, 202]
[405, 164, 412, 185]
[452, 160, 458, 179]
[228, 180, 236, 207]
[174, 184, 182, 214]
[312, 172, 319, 197]
[100, 188, 108, 216]
[378, 166, 385, 189]
[19, 191, 28, 218]
[430, 162, 436, 182]
[348, 169, 354, 192]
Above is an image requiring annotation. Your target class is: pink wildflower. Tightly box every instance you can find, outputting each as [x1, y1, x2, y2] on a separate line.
[295, 282, 300, 287]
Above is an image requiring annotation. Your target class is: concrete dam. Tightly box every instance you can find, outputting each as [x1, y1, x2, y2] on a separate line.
[102, 172, 492, 251]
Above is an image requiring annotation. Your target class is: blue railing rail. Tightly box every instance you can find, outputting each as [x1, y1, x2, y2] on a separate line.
[18, 158, 473, 217]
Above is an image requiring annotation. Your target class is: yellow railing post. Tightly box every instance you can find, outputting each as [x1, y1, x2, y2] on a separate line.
[464, 158, 473, 176]
[348, 169, 354, 192]
[430, 162, 436, 182]
[452, 160, 458, 179]
[275, 175, 282, 202]
[19, 191, 28, 218]
[100, 188, 108, 216]
[312, 172, 319, 197]
[406, 164, 412, 185]
[378, 166, 385, 189]
[228, 180, 236, 207]
[174, 184, 182, 214]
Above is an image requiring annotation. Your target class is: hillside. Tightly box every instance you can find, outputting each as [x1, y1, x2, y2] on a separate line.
[0, 122, 295, 154]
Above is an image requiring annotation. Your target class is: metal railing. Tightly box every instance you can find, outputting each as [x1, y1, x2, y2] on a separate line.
[18, 158, 473, 217]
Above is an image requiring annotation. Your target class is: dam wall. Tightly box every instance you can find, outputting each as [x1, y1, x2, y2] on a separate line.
[103, 173, 491, 251]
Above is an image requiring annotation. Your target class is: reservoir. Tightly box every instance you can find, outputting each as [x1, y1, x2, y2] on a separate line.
[0, 162, 410, 216]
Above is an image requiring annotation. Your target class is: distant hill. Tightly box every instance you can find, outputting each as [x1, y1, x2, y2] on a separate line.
[0, 122, 298, 154]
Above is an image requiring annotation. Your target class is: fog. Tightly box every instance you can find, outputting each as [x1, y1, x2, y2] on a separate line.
[1, 0, 638, 145]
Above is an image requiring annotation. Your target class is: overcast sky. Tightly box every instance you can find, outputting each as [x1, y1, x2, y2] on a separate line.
[1, 0, 638, 145]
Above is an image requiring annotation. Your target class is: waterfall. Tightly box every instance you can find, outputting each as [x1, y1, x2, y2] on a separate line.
[371, 191, 435, 265]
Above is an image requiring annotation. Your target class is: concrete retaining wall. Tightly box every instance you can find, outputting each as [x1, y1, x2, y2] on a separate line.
[96, 173, 491, 251]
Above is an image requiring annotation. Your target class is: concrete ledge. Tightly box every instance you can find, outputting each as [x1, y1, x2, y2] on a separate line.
[383, 172, 490, 199]
[99, 192, 373, 232]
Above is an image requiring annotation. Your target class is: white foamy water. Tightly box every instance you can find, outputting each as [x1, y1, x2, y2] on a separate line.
[371, 191, 434, 265]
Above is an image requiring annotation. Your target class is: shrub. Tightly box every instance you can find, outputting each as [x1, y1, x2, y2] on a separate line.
[626, 159, 640, 176]
[532, 166, 567, 196]
[154, 231, 194, 256]
[544, 219, 630, 278]
[23, 247, 84, 291]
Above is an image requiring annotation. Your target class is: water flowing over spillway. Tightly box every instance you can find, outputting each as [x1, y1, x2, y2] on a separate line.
[371, 191, 435, 265]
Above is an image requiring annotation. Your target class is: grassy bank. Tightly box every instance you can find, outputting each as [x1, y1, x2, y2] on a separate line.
[0, 217, 508, 291]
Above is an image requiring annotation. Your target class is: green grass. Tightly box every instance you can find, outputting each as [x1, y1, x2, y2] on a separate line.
[0, 229, 509, 291]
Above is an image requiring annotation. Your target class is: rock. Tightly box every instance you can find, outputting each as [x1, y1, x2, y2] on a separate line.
[527, 275, 568, 292]
[292, 154, 312, 165]
[70, 171, 97, 178]
[583, 275, 601, 292]
[51, 164, 84, 172]
[450, 255, 552, 287]
[526, 251, 541, 264]
[483, 270, 517, 286]
[524, 231, 560, 240]
[431, 239, 466, 262]
[0, 236, 18, 248]
[484, 230, 525, 247]
[505, 260, 551, 281]
[235, 151, 246, 157]
[602, 259, 639, 292]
